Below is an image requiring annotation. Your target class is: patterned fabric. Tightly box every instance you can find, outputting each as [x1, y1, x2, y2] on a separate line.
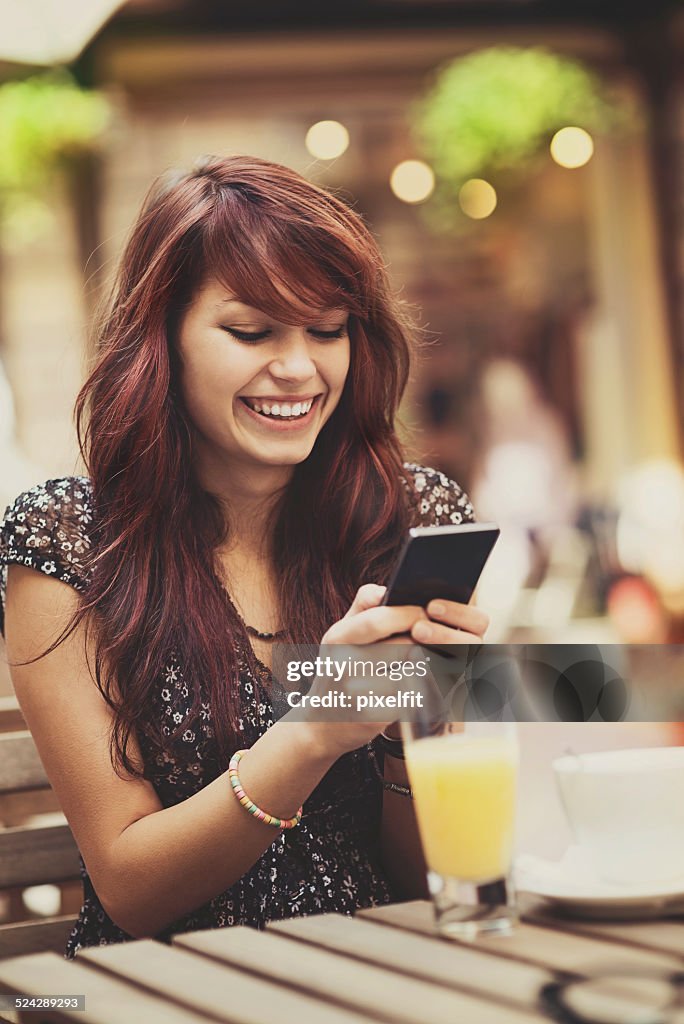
[0, 465, 474, 958]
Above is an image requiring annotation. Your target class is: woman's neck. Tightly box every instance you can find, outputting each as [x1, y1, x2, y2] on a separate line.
[196, 451, 291, 558]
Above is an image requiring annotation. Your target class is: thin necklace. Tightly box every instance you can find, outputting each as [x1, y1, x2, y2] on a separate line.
[223, 589, 286, 641]
[244, 623, 287, 641]
[215, 559, 286, 640]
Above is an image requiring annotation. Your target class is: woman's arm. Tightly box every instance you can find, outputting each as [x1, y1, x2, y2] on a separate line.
[5, 566, 338, 939]
[5, 572, 446, 938]
[7, 565, 485, 936]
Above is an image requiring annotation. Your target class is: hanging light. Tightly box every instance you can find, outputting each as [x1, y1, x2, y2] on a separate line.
[390, 160, 435, 204]
[550, 127, 594, 169]
[305, 120, 350, 160]
[459, 178, 497, 219]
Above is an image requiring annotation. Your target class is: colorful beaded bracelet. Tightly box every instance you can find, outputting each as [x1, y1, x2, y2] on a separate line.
[228, 749, 303, 829]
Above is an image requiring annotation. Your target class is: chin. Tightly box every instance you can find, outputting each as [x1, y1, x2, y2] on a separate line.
[254, 445, 316, 467]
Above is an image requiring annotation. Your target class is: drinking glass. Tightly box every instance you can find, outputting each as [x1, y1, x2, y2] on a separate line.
[402, 716, 519, 938]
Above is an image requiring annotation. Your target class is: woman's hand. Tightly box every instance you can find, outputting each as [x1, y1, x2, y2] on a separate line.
[409, 598, 489, 647]
[295, 584, 489, 760]
[322, 584, 489, 647]
[320, 583, 426, 646]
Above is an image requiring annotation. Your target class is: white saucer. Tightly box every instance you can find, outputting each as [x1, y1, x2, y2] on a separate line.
[514, 845, 684, 919]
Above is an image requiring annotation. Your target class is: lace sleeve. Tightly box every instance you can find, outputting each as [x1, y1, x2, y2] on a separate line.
[0, 477, 93, 636]
[402, 462, 475, 528]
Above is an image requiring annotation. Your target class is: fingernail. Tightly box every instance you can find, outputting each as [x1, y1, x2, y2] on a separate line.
[414, 622, 432, 641]
[429, 602, 445, 616]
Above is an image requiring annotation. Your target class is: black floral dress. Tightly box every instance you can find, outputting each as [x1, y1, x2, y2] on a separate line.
[0, 464, 474, 958]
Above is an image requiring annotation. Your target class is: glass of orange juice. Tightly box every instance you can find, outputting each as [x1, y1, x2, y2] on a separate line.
[402, 718, 519, 938]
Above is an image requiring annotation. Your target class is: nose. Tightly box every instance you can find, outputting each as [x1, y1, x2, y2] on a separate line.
[268, 330, 317, 384]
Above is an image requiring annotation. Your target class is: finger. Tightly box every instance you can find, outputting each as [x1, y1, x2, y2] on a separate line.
[389, 633, 415, 645]
[411, 620, 484, 646]
[426, 600, 489, 638]
[343, 584, 387, 619]
[330, 604, 427, 645]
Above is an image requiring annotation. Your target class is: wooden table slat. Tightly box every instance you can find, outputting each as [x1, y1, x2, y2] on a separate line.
[267, 912, 552, 1010]
[81, 937, 370, 1024]
[2, 899, 683, 1023]
[522, 899, 684, 959]
[176, 923, 545, 1024]
[0, 950, 212, 1024]
[357, 901, 684, 974]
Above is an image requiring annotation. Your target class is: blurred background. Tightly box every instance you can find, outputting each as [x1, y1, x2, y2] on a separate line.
[2, 0, 684, 646]
[0, 0, 683, 921]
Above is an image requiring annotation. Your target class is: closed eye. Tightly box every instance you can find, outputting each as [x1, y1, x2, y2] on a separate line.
[308, 325, 348, 340]
[220, 324, 348, 344]
[220, 327, 270, 343]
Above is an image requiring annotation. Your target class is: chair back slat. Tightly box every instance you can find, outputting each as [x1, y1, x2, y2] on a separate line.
[0, 733, 50, 794]
[0, 717, 81, 959]
[0, 823, 80, 889]
[0, 697, 24, 735]
[0, 916, 76, 958]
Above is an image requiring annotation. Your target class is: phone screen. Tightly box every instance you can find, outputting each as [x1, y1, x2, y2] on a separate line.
[382, 524, 500, 608]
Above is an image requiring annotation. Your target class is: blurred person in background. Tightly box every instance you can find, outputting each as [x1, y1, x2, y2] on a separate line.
[470, 358, 579, 634]
[471, 358, 578, 546]
[0, 156, 488, 957]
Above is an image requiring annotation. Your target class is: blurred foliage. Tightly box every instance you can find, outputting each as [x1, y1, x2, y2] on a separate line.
[0, 72, 109, 229]
[416, 47, 622, 186]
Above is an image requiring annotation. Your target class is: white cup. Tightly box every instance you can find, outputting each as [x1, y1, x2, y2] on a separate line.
[553, 746, 684, 885]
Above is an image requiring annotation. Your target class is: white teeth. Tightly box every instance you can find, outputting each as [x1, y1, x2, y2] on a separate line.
[243, 397, 316, 418]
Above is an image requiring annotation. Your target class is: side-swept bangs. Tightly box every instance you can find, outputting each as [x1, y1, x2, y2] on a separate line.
[201, 171, 376, 324]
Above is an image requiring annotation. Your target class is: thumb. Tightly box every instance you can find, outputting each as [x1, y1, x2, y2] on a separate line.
[343, 583, 387, 619]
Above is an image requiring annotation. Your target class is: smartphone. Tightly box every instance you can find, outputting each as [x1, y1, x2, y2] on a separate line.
[381, 522, 500, 608]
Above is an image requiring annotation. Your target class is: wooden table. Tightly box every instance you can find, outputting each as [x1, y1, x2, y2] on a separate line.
[1, 898, 683, 1023]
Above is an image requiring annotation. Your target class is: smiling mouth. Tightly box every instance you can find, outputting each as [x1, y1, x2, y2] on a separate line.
[238, 395, 322, 421]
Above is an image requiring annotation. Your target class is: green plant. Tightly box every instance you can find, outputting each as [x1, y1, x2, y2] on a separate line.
[416, 47, 620, 185]
[0, 72, 109, 214]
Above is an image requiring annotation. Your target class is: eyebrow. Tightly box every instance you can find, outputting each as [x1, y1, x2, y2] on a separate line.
[216, 299, 254, 311]
[215, 299, 348, 318]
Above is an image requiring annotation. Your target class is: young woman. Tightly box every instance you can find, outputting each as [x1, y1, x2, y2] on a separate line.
[0, 156, 488, 958]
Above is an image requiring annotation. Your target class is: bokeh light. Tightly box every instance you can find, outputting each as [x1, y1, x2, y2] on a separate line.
[389, 160, 435, 204]
[617, 459, 684, 608]
[550, 126, 594, 169]
[458, 178, 497, 219]
[305, 120, 350, 160]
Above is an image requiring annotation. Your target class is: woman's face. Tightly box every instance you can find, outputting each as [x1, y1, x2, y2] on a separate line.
[177, 279, 351, 477]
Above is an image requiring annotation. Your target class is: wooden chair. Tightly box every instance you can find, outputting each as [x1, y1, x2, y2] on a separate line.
[0, 705, 80, 960]
[0, 700, 25, 736]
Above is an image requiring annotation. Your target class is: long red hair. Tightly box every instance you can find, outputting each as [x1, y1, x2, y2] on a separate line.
[76, 156, 414, 777]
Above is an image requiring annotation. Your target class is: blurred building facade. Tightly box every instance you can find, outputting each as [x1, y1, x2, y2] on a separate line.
[1, 0, 683, 637]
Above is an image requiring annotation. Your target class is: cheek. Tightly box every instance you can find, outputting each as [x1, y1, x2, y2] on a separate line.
[328, 340, 351, 391]
[180, 344, 257, 411]
[180, 357, 222, 419]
